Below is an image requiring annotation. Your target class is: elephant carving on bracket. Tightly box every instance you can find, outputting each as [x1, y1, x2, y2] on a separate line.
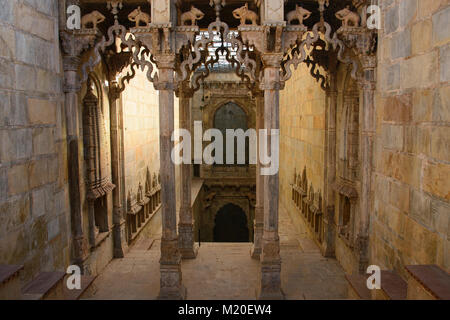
[181, 6, 205, 26]
[233, 3, 258, 26]
[335, 6, 360, 28]
[128, 6, 151, 27]
[81, 10, 106, 30]
[287, 5, 311, 26]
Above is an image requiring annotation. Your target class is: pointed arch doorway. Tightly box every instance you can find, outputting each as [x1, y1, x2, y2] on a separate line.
[213, 203, 249, 242]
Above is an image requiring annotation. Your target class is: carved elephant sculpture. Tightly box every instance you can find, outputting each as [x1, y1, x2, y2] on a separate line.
[81, 10, 105, 30]
[287, 5, 312, 25]
[181, 6, 205, 26]
[128, 6, 151, 27]
[335, 6, 360, 27]
[233, 3, 258, 26]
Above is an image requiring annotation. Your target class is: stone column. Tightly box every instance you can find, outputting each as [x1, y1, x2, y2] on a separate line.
[178, 85, 198, 259]
[109, 83, 127, 258]
[322, 65, 337, 258]
[257, 54, 284, 300]
[251, 92, 264, 260]
[60, 31, 95, 270]
[357, 55, 376, 274]
[156, 54, 186, 300]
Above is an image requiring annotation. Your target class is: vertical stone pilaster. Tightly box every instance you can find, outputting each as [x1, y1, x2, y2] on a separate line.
[322, 65, 338, 258]
[257, 54, 284, 300]
[357, 55, 377, 274]
[178, 85, 198, 259]
[251, 93, 264, 260]
[109, 84, 127, 258]
[60, 31, 96, 270]
[156, 54, 186, 300]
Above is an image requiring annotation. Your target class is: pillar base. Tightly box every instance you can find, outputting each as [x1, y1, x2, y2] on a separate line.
[257, 287, 285, 300]
[250, 246, 262, 260]
[158, 263, 186, 300]
[113, 219, 128, 258]
[251, 220, 263, 260]
[158, 284, 187, 300]
[257, 262, 284, 300]
[321, 207, 335, 258]
[180, 243, 199, 260]
[178, 223, 198, 259]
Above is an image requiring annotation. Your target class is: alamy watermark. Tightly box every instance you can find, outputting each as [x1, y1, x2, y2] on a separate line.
[66, 265, 81, 290]
[171, 121, 279, 176]
[366, 265, 381, 290]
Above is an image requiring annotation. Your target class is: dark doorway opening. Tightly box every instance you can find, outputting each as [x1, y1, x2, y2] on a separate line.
[213, 203, 249, 242]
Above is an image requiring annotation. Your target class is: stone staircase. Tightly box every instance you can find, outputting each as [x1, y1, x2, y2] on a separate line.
[0, 265, 24, 300]
[345, 265, 450, 300]
[0, 265, 96, 300]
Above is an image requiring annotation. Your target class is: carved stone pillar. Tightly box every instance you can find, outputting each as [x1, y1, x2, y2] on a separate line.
[257, 53, 284, 300]
[322, 64, 337, 258]
[156, 54, 186, 300]
[178, 84, 198, 259]
[251, 92, 264, 260]
[60, 30, 96, 270]
[335, 17, 377, 273]
[357, 55, 376, 273]
[109, 82, 127, 258]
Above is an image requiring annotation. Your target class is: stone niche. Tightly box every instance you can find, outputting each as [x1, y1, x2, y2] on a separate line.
[126, 168, 161, 244]
[291, 166, 324, 246]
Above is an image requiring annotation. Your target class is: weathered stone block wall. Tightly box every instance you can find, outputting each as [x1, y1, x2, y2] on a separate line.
[0, 0, 70, 282]
[121, 70, 161, 194]
[280, 63, 327, 235]
[373, 0, 450, 276]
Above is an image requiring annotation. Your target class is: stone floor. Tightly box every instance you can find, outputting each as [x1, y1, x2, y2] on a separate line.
[87, 205, 347, 300]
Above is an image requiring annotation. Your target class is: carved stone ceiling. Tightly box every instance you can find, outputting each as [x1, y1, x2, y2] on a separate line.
[80, 0, 354, 30]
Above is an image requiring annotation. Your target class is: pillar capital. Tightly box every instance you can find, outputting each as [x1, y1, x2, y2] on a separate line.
[261, 53, 283, 68]
[60, 30, 98, 59]
[176, 81, 195, 98]
[155, 53, 176, 69]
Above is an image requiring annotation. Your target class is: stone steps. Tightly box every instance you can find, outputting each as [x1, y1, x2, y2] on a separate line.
[0, 265, 24, 300]
[346, 269, 406, 300]
[346, 265, 449, 300]
[405, 265, 450, 300]
[22, 271, 66, 300]
[63, 275, 97, 300]
[345, 274, 371, 300]
[372, 270, 407, 300]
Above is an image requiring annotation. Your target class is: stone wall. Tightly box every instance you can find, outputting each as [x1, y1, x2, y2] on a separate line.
[121, 70, 161, 195]
[372, 0, 450, 276]
[0, 0, 70, 282]
[279, 63, 327, 236]
[120, 67, 180, 237]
